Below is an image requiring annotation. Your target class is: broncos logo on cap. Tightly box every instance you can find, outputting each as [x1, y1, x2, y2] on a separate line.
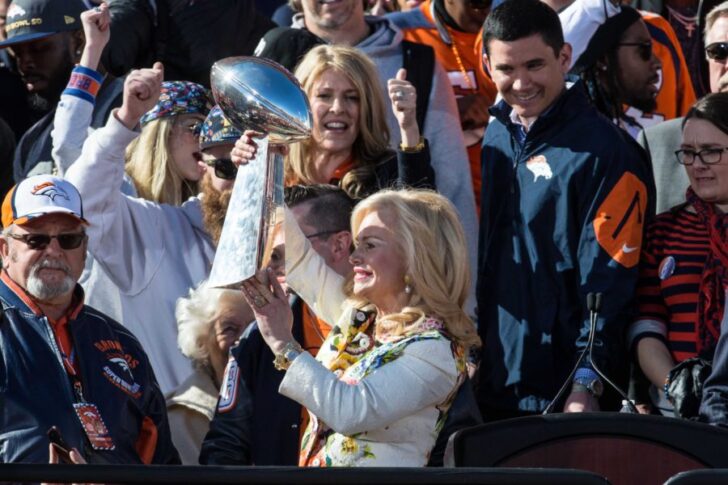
[6, 4, 27, 19]
[31, 182, 70, 201]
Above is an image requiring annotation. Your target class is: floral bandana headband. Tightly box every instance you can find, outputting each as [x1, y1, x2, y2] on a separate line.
[140, 81, 213, 127]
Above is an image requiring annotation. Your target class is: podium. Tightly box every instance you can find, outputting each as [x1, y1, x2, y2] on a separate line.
[446, 413, 728, 485]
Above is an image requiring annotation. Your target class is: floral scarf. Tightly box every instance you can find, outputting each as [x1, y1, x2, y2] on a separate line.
[687, 188, 728, 356]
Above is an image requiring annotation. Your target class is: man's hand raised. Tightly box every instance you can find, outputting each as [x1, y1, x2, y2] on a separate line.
[79, 2, 111, 70]
[116, 62, 164, 130]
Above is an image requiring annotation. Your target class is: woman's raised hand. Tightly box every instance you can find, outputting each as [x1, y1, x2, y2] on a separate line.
[387, 68, 421, 148]
[231, 130, 289, 167]
[79, 2, 111, 70]
[116, 62, 164, 130]
[241, 268, 295, 356]
[231, 130, 263, 166]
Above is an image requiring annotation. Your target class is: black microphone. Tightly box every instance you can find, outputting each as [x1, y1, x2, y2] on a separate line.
[544, 292, 637, 414]
[585, 293, 638, 414]
[587, 293, 596, 313]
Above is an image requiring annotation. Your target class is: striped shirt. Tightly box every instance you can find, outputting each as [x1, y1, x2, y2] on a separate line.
[632, 206, 710, 362]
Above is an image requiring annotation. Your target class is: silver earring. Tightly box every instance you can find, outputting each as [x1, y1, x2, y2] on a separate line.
[404, 275, 412, 295]
[76, 49, 82, 56]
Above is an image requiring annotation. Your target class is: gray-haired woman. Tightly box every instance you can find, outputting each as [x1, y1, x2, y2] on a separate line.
[166, 281, 254, 464]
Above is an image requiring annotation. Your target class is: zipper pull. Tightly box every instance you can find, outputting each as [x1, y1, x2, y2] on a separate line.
[73, 381, 85, 403]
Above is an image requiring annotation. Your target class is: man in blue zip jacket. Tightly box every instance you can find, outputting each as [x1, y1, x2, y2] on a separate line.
[476, 0, 653, 419]
[0, 174, 179, 464]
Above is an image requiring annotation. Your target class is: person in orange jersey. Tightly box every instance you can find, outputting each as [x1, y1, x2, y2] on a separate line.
[389, 0, 498, 209]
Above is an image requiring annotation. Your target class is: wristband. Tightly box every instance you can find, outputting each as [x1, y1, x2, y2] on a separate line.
[574, 367, 599, 382]
[400, 136, 425, 153]
[63, 66, 104, 104]
[573, 367, 603, 397]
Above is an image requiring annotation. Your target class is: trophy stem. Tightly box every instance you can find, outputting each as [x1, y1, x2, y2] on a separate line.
[259, 149, 285, 271]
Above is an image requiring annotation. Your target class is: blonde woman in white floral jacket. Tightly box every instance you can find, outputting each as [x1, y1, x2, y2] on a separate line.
[240, 189, 481, 467]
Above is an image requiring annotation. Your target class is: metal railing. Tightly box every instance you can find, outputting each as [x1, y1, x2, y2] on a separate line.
[0, 464, 609, 484]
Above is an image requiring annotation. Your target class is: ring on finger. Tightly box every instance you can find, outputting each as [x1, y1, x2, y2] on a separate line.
[94, 5, 102, 12]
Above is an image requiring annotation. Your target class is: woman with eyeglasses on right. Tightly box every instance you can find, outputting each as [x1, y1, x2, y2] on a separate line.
[629, 92, 728, 417]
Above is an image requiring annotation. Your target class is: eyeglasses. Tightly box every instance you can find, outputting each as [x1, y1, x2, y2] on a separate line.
[617, 41, 653, 62]
[675, 147, 728, 165]
[305, 229, 345, 241]
[204, 158, 237, 180]
[706, 42, 728, 62]
[175, 119, 203, 137]
[6, 232, 86, 250]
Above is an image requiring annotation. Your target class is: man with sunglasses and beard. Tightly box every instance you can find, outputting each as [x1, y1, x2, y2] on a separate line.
[639, 1, 728, 214]
[567, 6, 663, 140]
[197, 105, 242, 247]
[559, 0, 696, 136]
[0, 174, 179, 464]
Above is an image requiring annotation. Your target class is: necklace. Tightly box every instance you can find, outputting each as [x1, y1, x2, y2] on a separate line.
[666, 5, 698, 38]
[445, 25, 476, 91]
[431, 1, 475, 92]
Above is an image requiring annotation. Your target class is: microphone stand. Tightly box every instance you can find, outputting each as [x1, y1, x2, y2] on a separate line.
[544, 293, 638, 414]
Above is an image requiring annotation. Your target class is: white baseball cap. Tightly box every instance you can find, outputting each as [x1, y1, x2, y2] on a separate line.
[2, 175, 87, 228]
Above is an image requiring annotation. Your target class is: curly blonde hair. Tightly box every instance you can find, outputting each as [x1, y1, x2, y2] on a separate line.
[125, 118, 197, 205]
[288, 44, 392, 199]
[347, 189, 481, 350]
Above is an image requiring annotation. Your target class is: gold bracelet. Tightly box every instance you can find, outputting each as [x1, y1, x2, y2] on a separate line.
[400, 136, 425, 153]
[273, 341, 304, 371]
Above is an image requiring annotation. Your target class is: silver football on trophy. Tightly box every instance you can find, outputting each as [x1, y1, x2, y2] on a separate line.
[207, 56, 312, 289]
[210, 56, 312, 144]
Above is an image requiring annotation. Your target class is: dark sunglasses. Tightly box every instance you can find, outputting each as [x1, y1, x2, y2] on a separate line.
[7, 232, 86, 250]
[706, 42, 728, 62]
[617, 41, 653, 62]
[204, 158, 237, 180]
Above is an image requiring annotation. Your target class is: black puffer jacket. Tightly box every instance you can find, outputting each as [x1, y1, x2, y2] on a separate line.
[103, 0, 274, 86]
